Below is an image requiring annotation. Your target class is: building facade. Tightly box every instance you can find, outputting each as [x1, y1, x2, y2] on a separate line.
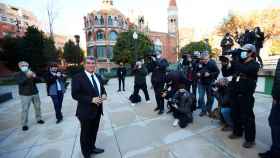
[84, 0, 178, 71]
[0, 2, 40, 38]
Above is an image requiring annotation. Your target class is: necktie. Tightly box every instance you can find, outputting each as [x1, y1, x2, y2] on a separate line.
[91, 75, 100, 96]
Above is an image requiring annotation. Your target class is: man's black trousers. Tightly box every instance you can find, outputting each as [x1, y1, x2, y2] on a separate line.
[78, 110, 101, 157]
[231, 93, 256, 142]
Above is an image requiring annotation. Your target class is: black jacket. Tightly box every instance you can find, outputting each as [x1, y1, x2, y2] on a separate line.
[150, 58, 169, 85]
[16, 72, 40, 96]
[222, 60, 260, 95]
[71, 71, 107, 120]
[133, 66, 148, 85]
[254, 31, 265, 49]
[197, 60, 220, 85]
[117, 67, 126, 79]
[172, 90, 195, 114]
[272, 59, 280, 100]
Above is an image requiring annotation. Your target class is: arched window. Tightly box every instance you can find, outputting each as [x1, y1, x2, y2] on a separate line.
[96, 31, 105, 41]
[108, 16, 113, 26]
[87, 31, 93, 41]
[95, 16, 99, 25]
[100, 16, 104, 25]
[109, 31, 118, 41]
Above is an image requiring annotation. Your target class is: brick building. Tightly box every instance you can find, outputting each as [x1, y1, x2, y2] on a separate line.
[84, 0, 179, 72]
[0, 2, 40, 38]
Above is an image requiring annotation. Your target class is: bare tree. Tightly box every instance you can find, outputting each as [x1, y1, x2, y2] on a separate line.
[46, 0, 59, 39]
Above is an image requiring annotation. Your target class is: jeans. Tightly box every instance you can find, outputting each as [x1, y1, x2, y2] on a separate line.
[221, 107, 233, 127]
[198, 83, 214, 113]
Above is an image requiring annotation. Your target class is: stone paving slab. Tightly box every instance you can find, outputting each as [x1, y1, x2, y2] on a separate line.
[0, 76, 274, 158]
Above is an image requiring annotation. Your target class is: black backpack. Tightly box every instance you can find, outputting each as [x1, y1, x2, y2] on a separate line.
[129, 94, 141, 103]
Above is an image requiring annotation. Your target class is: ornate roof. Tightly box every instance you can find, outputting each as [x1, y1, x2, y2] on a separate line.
[169, 0, 177, 7]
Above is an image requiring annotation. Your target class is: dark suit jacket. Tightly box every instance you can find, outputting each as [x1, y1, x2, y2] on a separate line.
[272, 59, 280, 100]
[117, 67, 126, 79]
[71, 71, 107, 120]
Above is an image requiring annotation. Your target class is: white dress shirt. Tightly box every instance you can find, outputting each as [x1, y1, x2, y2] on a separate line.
[85, 70, 101, 95]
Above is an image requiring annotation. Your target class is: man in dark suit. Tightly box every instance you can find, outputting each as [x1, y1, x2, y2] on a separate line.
[71, 56, 107, 158]
[259, 59, 280, 158]
[117, 62, 126, 91]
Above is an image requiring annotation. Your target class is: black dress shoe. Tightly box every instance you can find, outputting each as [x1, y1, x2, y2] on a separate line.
[258, 151, 271, 158]
[37, 120, 45, 124]
[56, 119, 63, 124]
[158, 110, 164, 115]
[154, 107, 160, 111]
[22, 126, 28, 131]
[243, 141, 255, 148]
[92, 148, 104, 154]
[228, 133, 242, 139]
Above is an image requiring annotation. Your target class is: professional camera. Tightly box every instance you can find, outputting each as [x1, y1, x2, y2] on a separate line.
[219, 48, 242, 63]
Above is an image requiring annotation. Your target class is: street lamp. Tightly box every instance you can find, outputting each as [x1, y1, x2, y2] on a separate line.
[133, 31, 138, 62]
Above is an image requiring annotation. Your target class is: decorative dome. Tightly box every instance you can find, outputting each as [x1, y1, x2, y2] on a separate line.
[169, 0, 177, 7]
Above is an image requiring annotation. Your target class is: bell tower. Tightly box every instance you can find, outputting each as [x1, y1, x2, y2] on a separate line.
[168, 0, 178, 36]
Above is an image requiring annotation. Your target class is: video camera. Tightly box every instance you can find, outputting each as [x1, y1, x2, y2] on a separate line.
[219, 48, 242, 63]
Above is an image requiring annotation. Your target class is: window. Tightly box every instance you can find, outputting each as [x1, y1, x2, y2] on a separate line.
[109, 31, 118, 41]
[108, 16, 113, 25]
[100, 16, 104, 25]
[97, 46, 106, 59]
[87, 47, 94, 56]
[108, 46, 113, 59]
[87, 31, 93, 41]
[96, 31, 105, 41]
[95, 16, 99, 25]
[1, 16, 7, 21]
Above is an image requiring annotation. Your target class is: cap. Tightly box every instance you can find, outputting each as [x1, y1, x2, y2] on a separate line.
[241, 44, 256, 53]
[200, 51, 209, 59]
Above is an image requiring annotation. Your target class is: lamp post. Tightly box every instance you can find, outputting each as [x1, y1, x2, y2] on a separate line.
[133, 31, 138, 62]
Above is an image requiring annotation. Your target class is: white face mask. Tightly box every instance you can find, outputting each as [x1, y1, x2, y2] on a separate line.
[20, 66, 29, 72]
[240, 51, 248, 59]
[156, 54, 161, 59]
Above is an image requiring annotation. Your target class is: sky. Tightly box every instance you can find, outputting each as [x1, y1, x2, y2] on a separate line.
[1, 0, 280, 49]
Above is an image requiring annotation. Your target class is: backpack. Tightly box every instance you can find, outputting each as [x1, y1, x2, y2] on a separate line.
[129, 94, 141, 103]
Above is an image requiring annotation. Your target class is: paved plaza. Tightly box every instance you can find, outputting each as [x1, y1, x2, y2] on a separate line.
[0, 76, 274, 158]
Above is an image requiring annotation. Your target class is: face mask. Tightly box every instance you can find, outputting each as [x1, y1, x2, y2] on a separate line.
[20, 66, 29, 72]
[240, 51, 248, 59]
[156, 54, 161, 59]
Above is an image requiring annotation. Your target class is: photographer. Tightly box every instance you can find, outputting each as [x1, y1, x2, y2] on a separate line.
[131, 61, 150, 106]
[197, 52, 220, 117]
[220, 33, 234, 55]
[45, 63, 67, 124]
[169, 84, 195, 128]
[162, 71, 188, 113]
[221, 44, 260, 148]
[253, 27, 265, 68]
[212, 78, 233, 131]
[150, 52, 169, 115]
[178, 53, 198, 94]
